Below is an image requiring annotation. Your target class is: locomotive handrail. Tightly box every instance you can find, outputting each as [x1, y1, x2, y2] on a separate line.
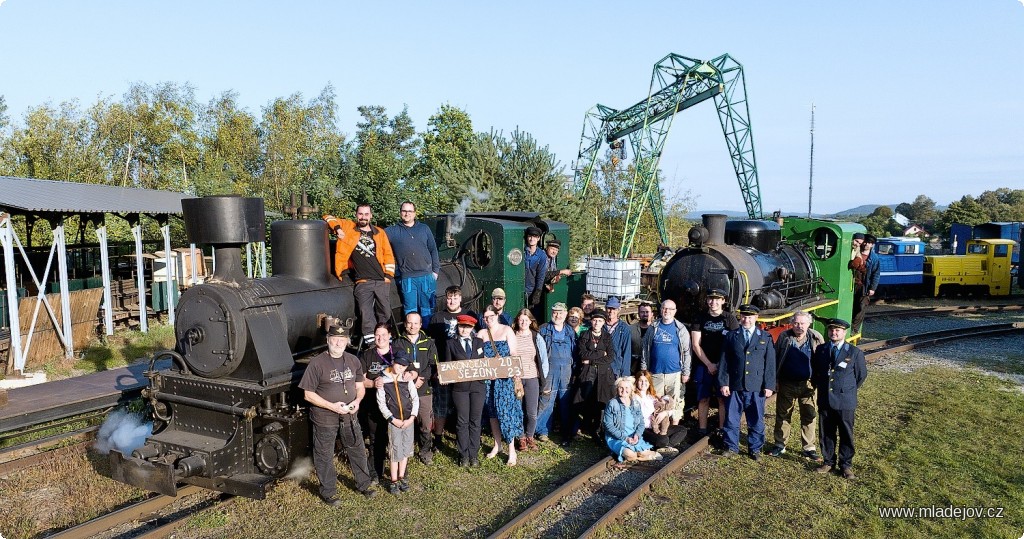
[738, 270, 750, 304]
[149, 349, 190, 376]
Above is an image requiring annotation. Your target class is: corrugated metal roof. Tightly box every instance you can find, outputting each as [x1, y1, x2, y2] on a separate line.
[0, 176, 188, 215]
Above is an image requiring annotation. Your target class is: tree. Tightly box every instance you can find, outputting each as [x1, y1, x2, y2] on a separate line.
[340, 105, 419, 224]
[938, 195, 987, 235]
[858, 205, 901, 238]
[439, 129, 594, 263]
[1, 100, 106, 183]
[0, 95, 8, 132]
[408, 104, 474, 214]
[195, 91, 262, 197]
[259, 86, 344, 216]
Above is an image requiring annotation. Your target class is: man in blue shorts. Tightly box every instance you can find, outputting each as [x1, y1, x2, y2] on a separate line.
[688, 289, 738, 440]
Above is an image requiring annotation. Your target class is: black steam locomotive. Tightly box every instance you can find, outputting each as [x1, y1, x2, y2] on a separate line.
[658, 214, 855, 326]
[108, 196, 486, 498]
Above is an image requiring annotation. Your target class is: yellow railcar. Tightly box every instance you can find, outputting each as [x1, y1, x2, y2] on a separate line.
[923, 239, 1015, 296]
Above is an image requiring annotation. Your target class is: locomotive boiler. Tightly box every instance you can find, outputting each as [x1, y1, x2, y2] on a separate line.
[659, 214, 862, 330]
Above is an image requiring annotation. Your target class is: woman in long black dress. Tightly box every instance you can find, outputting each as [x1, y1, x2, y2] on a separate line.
[574, 309, 615, 438]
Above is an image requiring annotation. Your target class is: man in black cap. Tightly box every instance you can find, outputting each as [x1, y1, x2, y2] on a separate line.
[543, 239, 573, 293]
[811, 318, 867, 479]
[689, 288, 738, 440]
[299, 324, 377, 504]
[717, 304, 776, 460]
[849, 233, 880, 334]
[523, 226, 548, 312]
[850, 232, 865, 261]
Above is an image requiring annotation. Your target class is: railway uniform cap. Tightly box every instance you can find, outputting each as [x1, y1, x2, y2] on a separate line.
[706, 288, 727, 299]
[326, 325, 348, 338]
[524, 226, 543, 238]
[551, 302, 568, 312]
[863, 234, 877, 244]
[852, 232, 865, 241]
[492, 288, 506, 299]
[737, 304, 760, 316]
[392, 350, 411, 366]
[456, 314, 477, 327]
[589, 309, 608, 320]
[605, 296, 622, 309]
[826, 318, 851, 330]
[546, 239, 562, 248]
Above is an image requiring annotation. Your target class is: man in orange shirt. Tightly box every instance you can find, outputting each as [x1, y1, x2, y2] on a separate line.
[325, 204, 397, 344]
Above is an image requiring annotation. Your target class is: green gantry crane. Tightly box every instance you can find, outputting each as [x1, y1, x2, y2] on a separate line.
[573, 53, 763, 258]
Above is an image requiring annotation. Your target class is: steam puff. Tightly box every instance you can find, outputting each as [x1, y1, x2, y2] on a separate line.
[94, 409, 153, 455]
[451, 188, 489, 234]
[285, 456, 313, 482]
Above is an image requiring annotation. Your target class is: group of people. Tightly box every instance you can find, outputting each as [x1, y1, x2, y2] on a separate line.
[303, 201, 870, 506]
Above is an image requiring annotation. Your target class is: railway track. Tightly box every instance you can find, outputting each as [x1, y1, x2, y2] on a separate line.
[865, 303, 1024, 319]
[45, 485, 233, 539]
[860, 322, 1024, 357]
[0, 425, 97, 476]
[488, 438, 709, 539]
[488, 321, 1023, 538]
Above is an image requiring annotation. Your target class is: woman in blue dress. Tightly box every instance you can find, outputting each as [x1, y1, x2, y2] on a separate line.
[604, 376, 660, 462]
[480, 305, 525, 466]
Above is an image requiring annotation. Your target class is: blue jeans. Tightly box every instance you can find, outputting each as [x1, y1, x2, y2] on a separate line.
[722, 390, 766, 454]
[398, 274, 436, 320]
[537, 360, 574, 437]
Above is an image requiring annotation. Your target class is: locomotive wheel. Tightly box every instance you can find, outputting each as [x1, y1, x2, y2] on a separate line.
[255, 434, 290, 477]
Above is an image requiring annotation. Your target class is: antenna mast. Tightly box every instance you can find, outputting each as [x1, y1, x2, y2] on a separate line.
[807, 103, 815, 218]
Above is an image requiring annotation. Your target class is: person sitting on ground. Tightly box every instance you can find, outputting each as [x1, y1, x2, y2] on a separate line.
[634, 370, 688, 450]
[603, 376, 660, 463]
[376, 350, 418, 495]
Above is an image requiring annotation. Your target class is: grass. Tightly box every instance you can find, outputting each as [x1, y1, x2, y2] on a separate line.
[75, 323, 176, 374]
[597, 365, 1024, 539]
[176, 435, 606, 539]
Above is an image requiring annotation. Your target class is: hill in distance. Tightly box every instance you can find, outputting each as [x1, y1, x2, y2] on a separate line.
[687, 203, 945, 220]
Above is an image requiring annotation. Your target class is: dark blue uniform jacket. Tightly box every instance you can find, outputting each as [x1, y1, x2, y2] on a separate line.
[811, 342, 867, 410]
[717, 327, 776, 393]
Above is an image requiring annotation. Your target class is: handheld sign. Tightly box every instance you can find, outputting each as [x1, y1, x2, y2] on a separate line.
[437, 356, 523, 384]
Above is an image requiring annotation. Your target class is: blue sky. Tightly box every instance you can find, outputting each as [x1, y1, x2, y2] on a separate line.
[1, 0, 1021, 214]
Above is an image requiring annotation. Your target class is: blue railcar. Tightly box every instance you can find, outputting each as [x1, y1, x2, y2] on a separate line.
[874, 236, 925, 297]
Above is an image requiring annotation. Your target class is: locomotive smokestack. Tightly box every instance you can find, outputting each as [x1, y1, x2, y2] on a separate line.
[703, 214, 727, 246]
[181, 196, 266, 284]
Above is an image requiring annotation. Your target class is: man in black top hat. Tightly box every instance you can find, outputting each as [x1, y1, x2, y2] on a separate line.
[299, 325, 377, 504]
[811, 318, 867, 480]
[717, 304, 776, 460]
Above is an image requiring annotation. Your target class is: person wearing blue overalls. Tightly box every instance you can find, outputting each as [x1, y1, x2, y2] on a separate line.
[537, 302, 578, 444]
[717, 304, 776, 461]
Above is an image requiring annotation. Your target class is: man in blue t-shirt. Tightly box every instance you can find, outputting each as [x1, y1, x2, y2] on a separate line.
[640, 299, 691, 425]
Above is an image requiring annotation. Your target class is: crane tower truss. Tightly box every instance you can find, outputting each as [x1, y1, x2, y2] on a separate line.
[573, 53, 762, 257]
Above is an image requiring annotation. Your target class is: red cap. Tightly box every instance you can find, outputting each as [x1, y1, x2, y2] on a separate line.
[456, 314, 477, 326]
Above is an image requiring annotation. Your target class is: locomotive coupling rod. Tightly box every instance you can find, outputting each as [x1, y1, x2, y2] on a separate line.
[152, 392, 257, 419]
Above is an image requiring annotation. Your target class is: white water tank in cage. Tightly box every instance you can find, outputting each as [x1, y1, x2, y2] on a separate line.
[585, 257, 641, 300]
